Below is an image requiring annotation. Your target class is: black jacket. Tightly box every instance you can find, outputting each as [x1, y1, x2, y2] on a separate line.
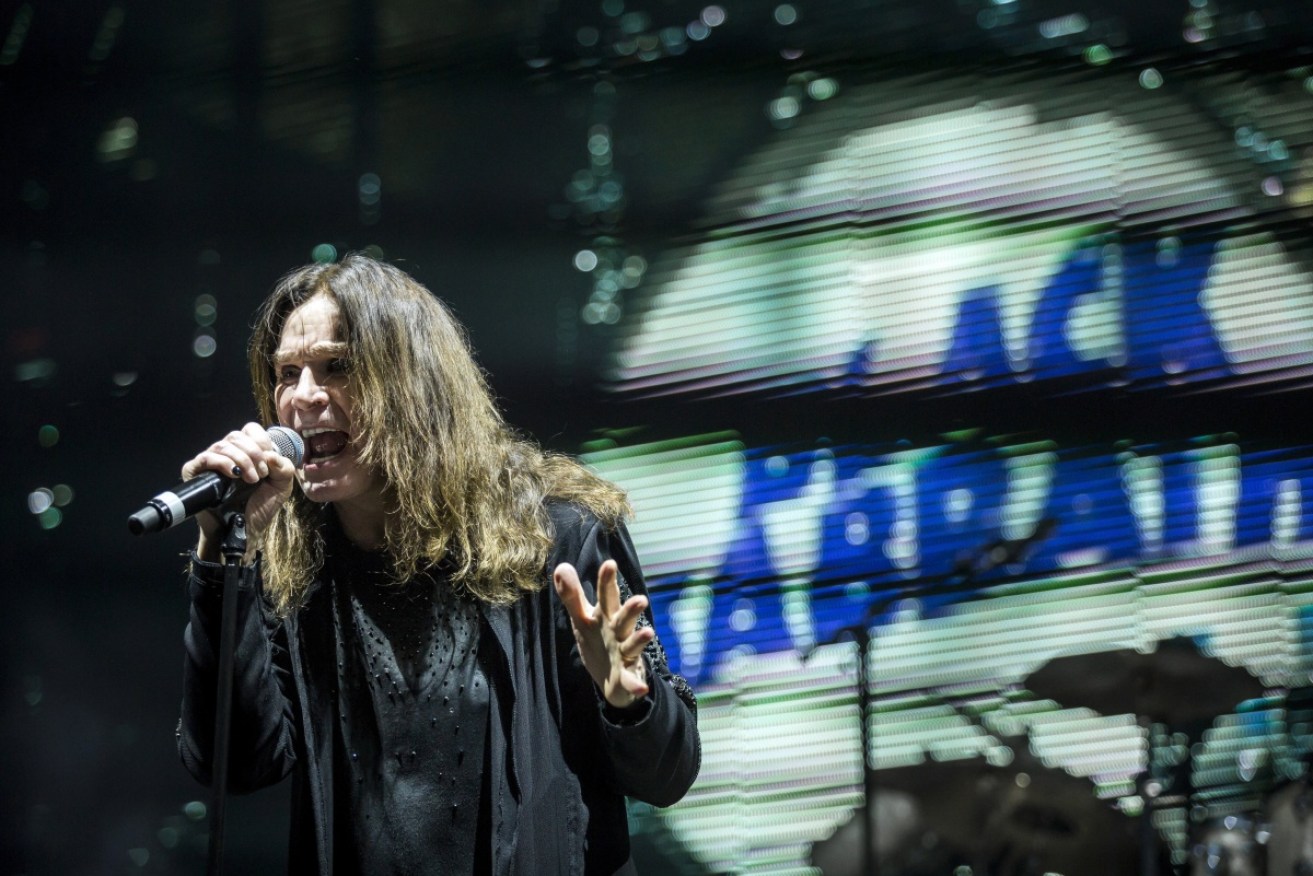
[178, 503, 700, 875]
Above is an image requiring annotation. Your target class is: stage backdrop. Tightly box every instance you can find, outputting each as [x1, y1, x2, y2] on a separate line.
[596, 61, 1313, 874]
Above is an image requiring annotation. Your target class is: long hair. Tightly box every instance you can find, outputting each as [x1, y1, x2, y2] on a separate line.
[247, 254, 630, 614]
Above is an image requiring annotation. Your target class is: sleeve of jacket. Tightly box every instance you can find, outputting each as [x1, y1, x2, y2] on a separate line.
[177, 554, 299, 794]
[553, 507, 702, 808]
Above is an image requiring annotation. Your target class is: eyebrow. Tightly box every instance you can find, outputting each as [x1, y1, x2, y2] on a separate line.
[273, 341, 349, 367]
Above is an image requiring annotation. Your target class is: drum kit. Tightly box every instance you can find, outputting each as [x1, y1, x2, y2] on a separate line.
[810, 637, 1313, 875]
[810, 745, 1143, 876]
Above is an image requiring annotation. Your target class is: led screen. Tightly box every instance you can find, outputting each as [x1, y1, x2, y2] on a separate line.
[610, 70, 1313, 401]
[598, 63, 1313, 874]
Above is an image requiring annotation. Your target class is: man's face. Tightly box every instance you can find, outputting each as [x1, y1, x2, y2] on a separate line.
[273, 294, 382, 510]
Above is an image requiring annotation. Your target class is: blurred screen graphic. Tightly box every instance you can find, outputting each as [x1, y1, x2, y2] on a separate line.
[598, 62, 1313, 874]
[609, 70, 1313, 401]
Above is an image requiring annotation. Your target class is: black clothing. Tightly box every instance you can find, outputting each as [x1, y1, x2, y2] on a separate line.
[178, 503, 700, 876]
[322, 521, 489, 875]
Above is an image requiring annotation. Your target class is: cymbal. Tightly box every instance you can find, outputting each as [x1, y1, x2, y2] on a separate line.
[1024, 636, 1265, 727]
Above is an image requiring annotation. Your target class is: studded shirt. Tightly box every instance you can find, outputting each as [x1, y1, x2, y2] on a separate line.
[318, 519, 490, 875]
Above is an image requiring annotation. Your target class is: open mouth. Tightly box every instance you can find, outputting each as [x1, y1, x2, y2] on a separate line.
[302, 428, 351, 464]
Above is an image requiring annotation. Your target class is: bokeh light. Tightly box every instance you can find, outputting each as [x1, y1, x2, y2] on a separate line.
[193, 293, 216, 326]
[807, 77, 838, 101]
[27, 488, 54, 514]
[1084, 44, 1113, 65]
[358, 172, 381, 224]
[768, 95, 800, 123]
[574, 249, 599, 272]
[358, 173, 381, 205]
[700, 6, 726, 28]
[97, 116, 138, 162]
[0, 3, 33, 66]
[14, 358, 56, 383]
[88, 5, 124, 63]
[1039, 14, 1088, 39]
[192, 331, 216, 358]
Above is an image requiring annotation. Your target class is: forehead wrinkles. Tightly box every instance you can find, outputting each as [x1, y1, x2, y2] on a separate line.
[273, 297, 344, 365]
[273, 340, 348, 367]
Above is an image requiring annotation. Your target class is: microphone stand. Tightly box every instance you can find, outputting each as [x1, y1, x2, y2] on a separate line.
[206, 510, 248, 876]
[820, 520, 1056, 876]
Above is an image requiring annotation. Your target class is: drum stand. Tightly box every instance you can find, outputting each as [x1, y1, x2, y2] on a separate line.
[817, 522, 1058, 874]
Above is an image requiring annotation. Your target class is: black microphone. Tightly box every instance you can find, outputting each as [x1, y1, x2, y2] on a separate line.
[127, 426, 304, 535]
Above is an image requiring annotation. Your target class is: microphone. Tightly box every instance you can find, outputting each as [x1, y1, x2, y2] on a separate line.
[127, 426, 304, 535]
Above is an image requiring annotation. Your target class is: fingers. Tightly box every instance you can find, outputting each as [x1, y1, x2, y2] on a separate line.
[615, 648, 651, 700]
[552, 563, 594, 626]
[613, 593, 649, 639]
[594, 560, 621, 617]
[617, 625, 655, 662]
[231, 423, 275, 481]
[264, 452, 297, 489]
[555, 559, 658, 708]
[180, 423, 279, 483]
[555, 561, 649, 633]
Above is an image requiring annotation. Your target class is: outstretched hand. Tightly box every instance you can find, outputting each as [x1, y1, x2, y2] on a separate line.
[553, 559, 654, 710]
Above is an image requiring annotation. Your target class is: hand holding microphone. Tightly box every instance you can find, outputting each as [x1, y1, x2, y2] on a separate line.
[128, 424, 302, 556]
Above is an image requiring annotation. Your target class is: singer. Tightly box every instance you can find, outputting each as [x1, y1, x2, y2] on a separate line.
[175, 254, 700, 875]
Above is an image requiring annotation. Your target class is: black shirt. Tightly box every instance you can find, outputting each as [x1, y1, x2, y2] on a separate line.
[316, 521, 491, 875]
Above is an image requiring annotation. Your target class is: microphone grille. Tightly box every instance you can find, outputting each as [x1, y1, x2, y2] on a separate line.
[267, 426, 305, 468]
